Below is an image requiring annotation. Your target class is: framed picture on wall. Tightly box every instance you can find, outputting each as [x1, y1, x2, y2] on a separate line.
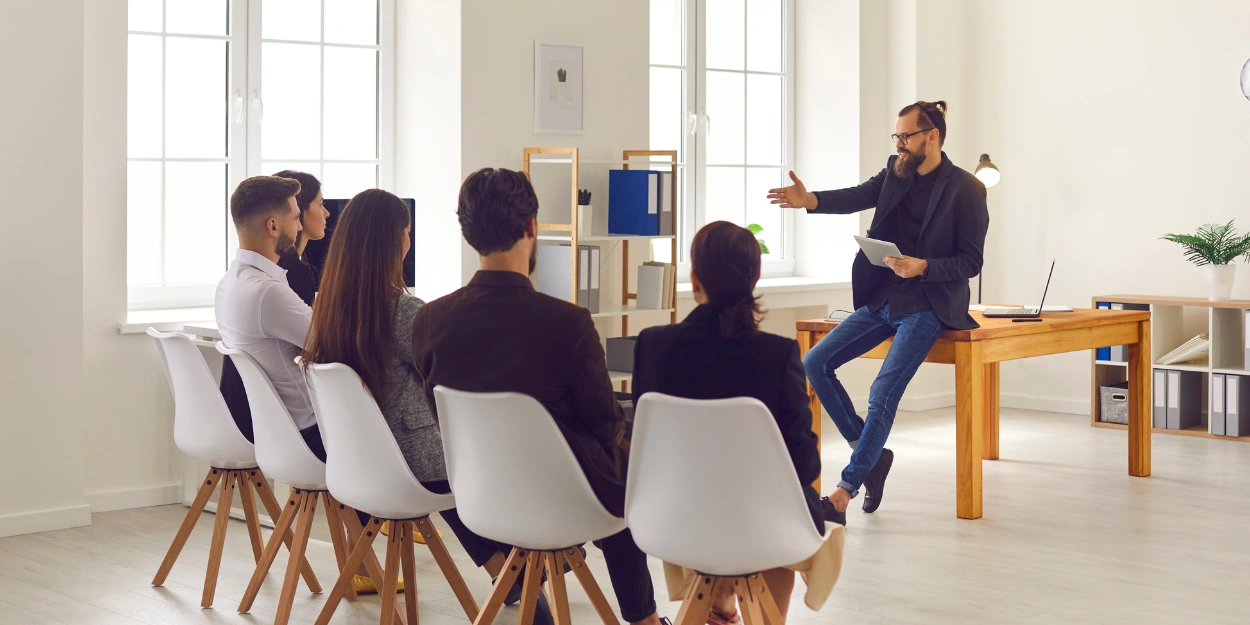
[534, 40, 585, 134]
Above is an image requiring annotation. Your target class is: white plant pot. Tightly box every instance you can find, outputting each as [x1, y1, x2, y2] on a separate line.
[1206, 263, 1236, 301]
[578, 204, 608, 237]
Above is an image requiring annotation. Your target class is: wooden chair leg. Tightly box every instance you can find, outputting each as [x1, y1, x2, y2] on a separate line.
[399, 521, 420, 625]
[734, 577, 764, 625]
[748, 575, 785, 625]
[202, 470, 237, 607]
[565, 545, 620, 625]
[472, 547, 527, 625]
[236, 471, 265, 563]
[516, 550, 544, 625]
[313, 518, 389, 625]
[252, 474, 322, 592]
[339, 515, 408, 625]
[321, 494, 357, 601]
[238, 488, 305, 613]
[544, 552, 572, 625]
[380, 521, 404, 625]
[673, 575, 719, 625]
[420, 515, 479, 621]
[152, 467, 220, 586]
[273, 491, 319, 625]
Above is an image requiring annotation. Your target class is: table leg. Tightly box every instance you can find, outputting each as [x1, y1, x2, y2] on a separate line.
[797, 330, 823, 493]
[983, 362, 1000, 460]
[1127, 320, 1152, 477]
[955, 342, 984, 519]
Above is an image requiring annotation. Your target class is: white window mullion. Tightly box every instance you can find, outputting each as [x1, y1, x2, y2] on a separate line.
[228, 0, 249, 258]
[379, 0, 396, 190]
[692, 0, 707, 277]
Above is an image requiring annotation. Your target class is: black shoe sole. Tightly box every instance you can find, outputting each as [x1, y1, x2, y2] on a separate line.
[862, 448, 894, 514]
[820, 498, 847, 526]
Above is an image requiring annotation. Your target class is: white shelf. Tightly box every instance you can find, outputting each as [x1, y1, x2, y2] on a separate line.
[539, 234, 676, 243]
[1213, 368, 1250, 376]
[1152, 363, 1209, 373]
[609, 370, 632, 382]
[591, 305, 675, 318]
[529, 158, 685, 166]
[1096, 360, 1129, 367]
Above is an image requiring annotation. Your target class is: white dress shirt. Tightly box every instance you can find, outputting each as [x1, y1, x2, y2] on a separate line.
[215, 249, 317, 430]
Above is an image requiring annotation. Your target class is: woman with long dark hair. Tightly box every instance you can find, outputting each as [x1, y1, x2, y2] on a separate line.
[300, 189, 512, 590]
[630, 221, 825, 624]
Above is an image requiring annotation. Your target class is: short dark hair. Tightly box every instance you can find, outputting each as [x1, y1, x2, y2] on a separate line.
[691, 221, 764, 339]
[457, 168, 539, 255]
[898, 100, 948, 145]
[230, 176, 301, 228]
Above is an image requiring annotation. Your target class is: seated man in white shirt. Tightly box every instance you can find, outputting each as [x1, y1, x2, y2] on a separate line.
[215, 176, 322, 451]
[216, 176, 393, 594]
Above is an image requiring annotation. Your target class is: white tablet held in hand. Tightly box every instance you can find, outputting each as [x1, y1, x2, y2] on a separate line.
[853, 235, 904, 267]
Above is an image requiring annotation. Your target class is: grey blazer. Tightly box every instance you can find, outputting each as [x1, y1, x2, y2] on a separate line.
[382, 293, 447, 482]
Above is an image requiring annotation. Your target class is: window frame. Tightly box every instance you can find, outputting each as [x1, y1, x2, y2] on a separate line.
[127, 0, 395, 311]
[651, 0, 796, 281]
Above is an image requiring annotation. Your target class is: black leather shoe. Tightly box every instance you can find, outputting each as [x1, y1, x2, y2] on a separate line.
[531, 591, 555, 625]
[862, 448, 894, 513]
[820, 497, 846, 526]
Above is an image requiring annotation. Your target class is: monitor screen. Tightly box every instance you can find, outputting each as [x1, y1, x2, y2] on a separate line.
[302, 197, 416, 289]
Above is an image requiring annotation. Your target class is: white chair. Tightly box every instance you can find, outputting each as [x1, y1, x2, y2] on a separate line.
[434, 386, 625, 625]
[626, 393, 831, 625]
[145, 328, 317, 608]
[305, 361, 480, 625]
[218, 343, 394, 625]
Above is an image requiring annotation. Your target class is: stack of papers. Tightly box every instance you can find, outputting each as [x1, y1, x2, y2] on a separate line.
[1156, 333, 1210, 366]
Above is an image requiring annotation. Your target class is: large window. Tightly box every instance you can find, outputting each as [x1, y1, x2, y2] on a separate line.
[127, 0, 392, 309]
[650, 0, 795, 277]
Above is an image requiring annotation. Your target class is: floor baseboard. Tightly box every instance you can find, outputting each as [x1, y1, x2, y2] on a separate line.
[0, 504, 92, 539]
[85, 483, 183, 514]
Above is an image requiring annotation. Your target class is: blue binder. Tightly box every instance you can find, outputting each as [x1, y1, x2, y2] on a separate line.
[1096, 302, 1111, 361]
[608, 169, 660, 236]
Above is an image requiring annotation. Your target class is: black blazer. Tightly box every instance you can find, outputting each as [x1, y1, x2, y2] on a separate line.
[219, 254, 317, 440]
[811, 152, 989, 330]
[631, 305, 824, 533]
[411, 271, 631, 517]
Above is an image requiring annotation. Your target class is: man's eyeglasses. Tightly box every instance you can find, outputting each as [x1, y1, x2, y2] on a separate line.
[891, 128, 934, 145]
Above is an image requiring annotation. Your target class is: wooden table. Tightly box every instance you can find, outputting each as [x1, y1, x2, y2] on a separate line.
[796, 309, 1152, 519]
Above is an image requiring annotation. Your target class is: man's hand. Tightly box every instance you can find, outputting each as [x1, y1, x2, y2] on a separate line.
[883, 256, 928, 279]
[767, 170, 819, 210]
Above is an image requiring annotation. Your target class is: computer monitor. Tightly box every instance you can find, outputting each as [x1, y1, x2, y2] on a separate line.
[302, 197, 417, 288]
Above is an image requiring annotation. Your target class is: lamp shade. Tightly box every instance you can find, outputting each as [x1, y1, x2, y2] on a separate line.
[974, 154, 1000, 188]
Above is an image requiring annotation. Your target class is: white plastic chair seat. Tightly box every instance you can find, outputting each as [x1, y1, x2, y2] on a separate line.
[147, 329, 256, 469]
[626, 393, 826, 576]
[217, 342, 327, 490]
[305, 361, 456, 520]
[434, 386, 627, 549]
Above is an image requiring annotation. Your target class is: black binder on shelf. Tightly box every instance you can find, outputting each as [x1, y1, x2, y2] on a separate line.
[1228, 374, 1250, 437]
[1212, 373, 1226, 436]
[1165, 369, 1202, 430]
[1152, 369, 1168, 429]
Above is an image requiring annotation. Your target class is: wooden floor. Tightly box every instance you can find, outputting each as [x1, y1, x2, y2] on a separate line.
[2, 407, 1248, 624]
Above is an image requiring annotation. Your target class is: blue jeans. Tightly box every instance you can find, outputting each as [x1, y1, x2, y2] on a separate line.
[803, 304, 946, 497]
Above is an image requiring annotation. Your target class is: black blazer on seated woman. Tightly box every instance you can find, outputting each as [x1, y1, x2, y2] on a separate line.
[630, 304, 824, 533]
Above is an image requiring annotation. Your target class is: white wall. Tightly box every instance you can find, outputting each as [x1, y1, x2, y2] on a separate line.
[0, 0, 90, 536]
[963, 0, 1250, 412]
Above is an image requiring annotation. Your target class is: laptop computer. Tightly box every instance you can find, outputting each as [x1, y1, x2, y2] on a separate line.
[982, 261, 1055, 318]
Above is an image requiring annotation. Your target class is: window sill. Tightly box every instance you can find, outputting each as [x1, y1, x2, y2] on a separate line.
[677, 276, 850, 300]
[119, 307, 215, 335]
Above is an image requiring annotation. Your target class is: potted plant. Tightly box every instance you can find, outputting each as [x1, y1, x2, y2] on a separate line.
[1161, 220, 1250, 301]
[577, 188, 607, 237]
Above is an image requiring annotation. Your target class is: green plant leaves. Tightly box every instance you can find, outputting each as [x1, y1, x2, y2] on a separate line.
[747, 223, 768, 254]
[1161, 220, 1250, 266]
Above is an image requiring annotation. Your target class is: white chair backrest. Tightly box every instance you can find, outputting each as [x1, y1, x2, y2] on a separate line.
[626, 393, 825, 576]
[305, 361, 455, 519]
[216, 342, 326, 489]
[434, 386, 626, 549]
[146, 328, 255, 467]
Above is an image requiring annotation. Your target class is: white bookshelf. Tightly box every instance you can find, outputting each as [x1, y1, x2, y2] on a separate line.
[1092, 295, 1250, 441]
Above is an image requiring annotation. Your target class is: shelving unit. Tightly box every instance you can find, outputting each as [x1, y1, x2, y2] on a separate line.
[523, 147, 680, 388]
[1091, 294, 1250, 442]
